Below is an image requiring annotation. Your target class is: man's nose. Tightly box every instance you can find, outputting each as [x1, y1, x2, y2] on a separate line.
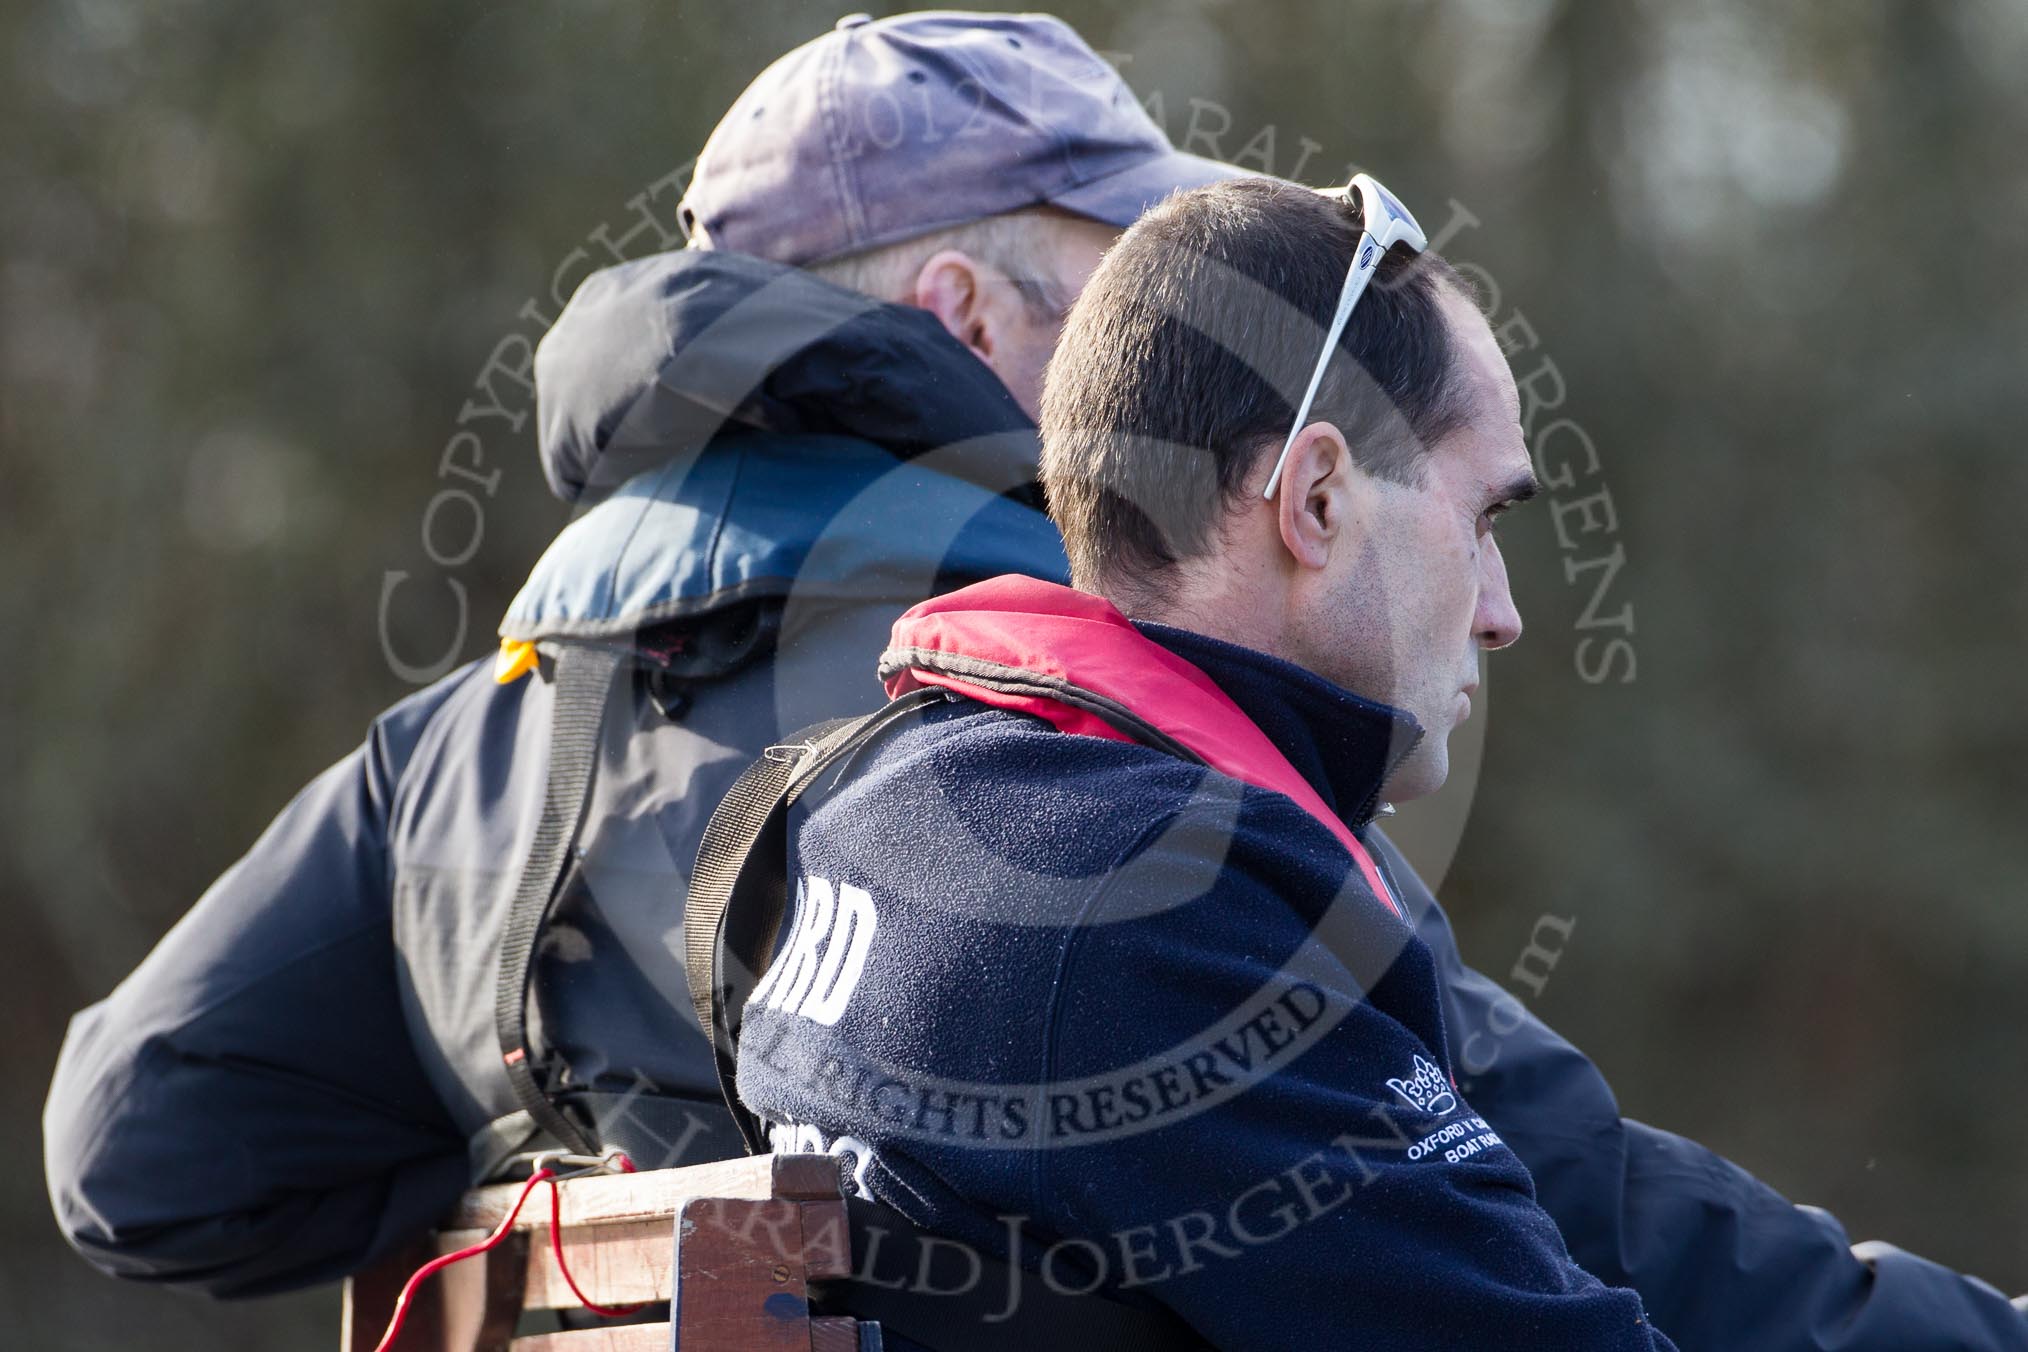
[1476, 543, 1522, 650]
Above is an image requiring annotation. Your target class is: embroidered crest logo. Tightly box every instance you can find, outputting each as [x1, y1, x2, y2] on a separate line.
[1385, 1054, 1458, 1116]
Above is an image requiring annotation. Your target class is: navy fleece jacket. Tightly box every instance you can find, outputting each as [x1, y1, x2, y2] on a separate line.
[737, 622, 1674, 1350]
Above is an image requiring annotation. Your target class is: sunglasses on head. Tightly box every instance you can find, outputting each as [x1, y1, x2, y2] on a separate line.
[1261, 173, 1429, 501]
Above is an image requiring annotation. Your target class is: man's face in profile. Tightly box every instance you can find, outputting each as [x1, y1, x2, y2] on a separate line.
[1298, 285, 1534, 802]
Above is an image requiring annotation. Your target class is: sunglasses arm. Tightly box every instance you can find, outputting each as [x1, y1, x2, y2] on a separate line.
[1261, 232, 1382, 501]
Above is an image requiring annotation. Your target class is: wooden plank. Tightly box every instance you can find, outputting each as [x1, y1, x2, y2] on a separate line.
[769, 1153, 846, 1202]
[450, 1157, 781, 1232]
[507, 1325, 671, 1352]
[356, 1159, 855, 1348]
[798, 1201, 852, 1283]
[432, 1170, 848, 1312]
[674, 1197, 815, 1352]
[448, 1156, 843, 1236]
[423, 1220, 671, 1310]
[523, 1219, 673, 1309]
[341, 1231, 530, 1352]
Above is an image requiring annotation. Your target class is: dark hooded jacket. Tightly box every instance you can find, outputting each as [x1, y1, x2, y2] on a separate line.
[41, 251, 1069, 1296]
[43, 248, 2028, 1351]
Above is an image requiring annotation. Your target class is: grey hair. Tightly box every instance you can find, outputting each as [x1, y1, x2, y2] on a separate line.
[803, 205, 1088, 320]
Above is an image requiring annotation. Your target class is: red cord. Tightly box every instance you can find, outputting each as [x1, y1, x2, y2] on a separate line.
[370, 1157, 643, 1352]
[544, 1162, 645, 1318]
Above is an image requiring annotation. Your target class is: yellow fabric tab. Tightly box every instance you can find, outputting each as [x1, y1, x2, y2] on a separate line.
[494, 639, 540, 685]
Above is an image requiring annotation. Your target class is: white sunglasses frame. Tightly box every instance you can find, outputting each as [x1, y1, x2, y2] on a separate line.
[1260, 174, 1430, 500]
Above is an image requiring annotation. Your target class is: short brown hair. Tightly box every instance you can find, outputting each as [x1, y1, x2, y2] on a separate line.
[1040, 177, 1469, 600]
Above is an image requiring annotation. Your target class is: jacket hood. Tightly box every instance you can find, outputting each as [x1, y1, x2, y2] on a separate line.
[505, 250, 1067, 641]
[532, 248, 1040, 507]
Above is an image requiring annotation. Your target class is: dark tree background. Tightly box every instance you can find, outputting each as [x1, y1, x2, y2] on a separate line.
[5, 1, 2025, 1345]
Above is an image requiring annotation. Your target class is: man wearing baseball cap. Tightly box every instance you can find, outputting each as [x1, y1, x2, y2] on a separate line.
[44, 8, 1250, 1301]
[681, 12, 1244, 269]
[45, 13, 2028, 1350]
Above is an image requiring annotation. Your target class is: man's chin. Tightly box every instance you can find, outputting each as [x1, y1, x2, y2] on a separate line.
[1380, 740, 1448, 806]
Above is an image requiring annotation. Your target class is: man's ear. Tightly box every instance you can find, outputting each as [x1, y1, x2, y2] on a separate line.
[1271, 421, 1360, 571]
[911, 249, 999, 361]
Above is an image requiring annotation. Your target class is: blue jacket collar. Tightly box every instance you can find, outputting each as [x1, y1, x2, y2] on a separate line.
[501, 437, 1069, 641]
[533, 249, 1040, 508]
[505, 248, 1071, 640]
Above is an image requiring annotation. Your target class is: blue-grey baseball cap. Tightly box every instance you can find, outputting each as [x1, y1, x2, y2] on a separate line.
[677, 11, 1252, 267]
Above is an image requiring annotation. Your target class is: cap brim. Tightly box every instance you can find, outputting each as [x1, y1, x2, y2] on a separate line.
[1048, 150, 1263, 228]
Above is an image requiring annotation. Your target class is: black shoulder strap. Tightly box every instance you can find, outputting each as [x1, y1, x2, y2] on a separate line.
[684, 689, 946, 1154]
[493, 642, 624, 1156]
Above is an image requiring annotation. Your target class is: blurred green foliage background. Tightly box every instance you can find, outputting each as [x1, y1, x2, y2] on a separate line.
[5, 0, 2025, 1344]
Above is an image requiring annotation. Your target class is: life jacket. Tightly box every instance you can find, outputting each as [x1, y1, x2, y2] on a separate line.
[876, 574, 1403, 919]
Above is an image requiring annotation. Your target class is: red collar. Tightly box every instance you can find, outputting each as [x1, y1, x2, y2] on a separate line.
[881, 576, 1402, 920]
